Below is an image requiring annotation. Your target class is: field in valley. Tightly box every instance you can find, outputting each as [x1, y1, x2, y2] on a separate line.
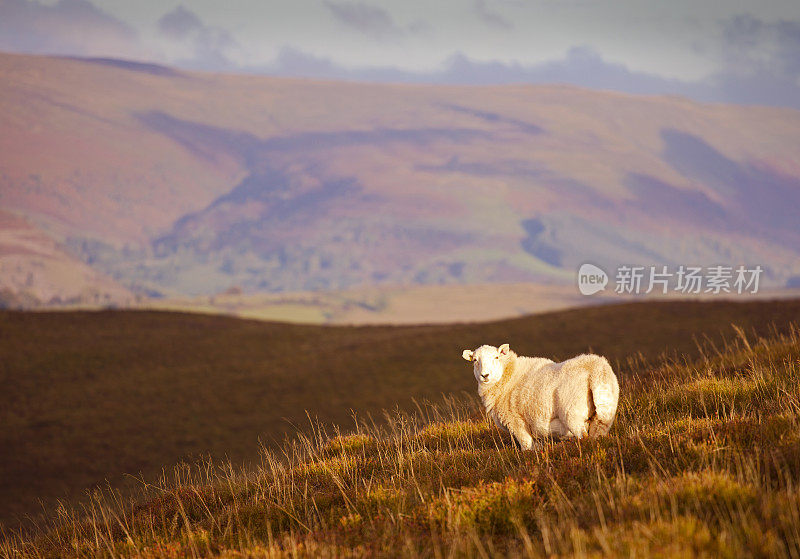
[141, 283, 595, 325]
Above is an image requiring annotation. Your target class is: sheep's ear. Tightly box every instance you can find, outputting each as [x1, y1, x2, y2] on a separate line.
[462, 349, 474, 361]
[499, 344, 510, 355]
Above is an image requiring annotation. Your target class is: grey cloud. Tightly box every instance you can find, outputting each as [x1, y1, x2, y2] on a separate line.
[474, 0, 513, 30]
[721, 14, 765, 54]
[702, 15, 800, 108]
[192, 26, 237, 70]
[439, 46, 800, 109]
[323, 1, 406, 39]
[6, 0, 798, 111]
[271, 47, 342, 77]
[0, 0, 142, 58]
[157, 5, 204, 40]
[440, 47, 703, 95]
[254, 46, 421, 81]
[244, 9, 800, 110]
[156, 5, 238, 71]
[706, 70, 800, 108]
[258, 44, 700, 93]
[774, 19, 800, 76]
[259, 42, 800, 110]
[719, 15, 800, 77]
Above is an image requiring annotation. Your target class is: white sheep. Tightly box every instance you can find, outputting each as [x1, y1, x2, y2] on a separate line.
[461, 344, 619, 448]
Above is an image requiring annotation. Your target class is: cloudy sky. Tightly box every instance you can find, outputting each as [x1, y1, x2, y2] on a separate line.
[2, 0, 800, 107]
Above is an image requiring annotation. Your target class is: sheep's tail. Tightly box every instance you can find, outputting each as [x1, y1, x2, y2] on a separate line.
[587, 357, 620, 438]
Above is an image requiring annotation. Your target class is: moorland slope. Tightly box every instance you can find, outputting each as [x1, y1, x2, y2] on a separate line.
[4, 301, 800, 556]
[2, 299, 800, 529]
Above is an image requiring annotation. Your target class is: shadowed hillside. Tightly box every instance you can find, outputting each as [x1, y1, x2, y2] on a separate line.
[4, 302, 800, 556]
[2, 299, 800, 529]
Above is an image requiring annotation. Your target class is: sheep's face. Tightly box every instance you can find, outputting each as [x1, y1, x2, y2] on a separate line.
[462, 344, 510, 384]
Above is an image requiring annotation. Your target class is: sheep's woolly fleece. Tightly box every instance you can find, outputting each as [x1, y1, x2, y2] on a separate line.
[462, 344, 619, 449]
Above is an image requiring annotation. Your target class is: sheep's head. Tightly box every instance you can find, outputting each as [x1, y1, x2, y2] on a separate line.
[462, 344, 510, 384]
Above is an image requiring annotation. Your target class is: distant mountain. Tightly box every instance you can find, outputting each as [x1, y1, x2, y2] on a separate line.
[2, 51, 800, 306]
[0, 211, 132, 307]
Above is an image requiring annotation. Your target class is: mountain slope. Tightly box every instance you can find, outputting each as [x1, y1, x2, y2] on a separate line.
[0, 210, 132, 306]
[2, 52, 800, 301]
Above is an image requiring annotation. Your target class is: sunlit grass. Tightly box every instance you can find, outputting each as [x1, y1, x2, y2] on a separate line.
[5, 300, 800, 528]
[4, 324, 800, 557]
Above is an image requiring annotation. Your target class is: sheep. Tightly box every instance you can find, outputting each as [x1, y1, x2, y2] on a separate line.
[461, 344, 619, 449]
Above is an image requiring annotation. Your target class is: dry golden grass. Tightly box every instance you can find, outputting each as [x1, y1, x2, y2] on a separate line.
[3, 299, 800, 528]
[2, 300, 800, 556]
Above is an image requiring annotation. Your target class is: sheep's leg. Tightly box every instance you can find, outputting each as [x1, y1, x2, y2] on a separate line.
[511, 423, 534, 450]
[548, 418, 574, 438]
[564, 411, 590, 439]
[588, 417, 611, 438]
[491, 415, 508, 434]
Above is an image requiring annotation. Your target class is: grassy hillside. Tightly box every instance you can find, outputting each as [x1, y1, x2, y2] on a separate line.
[3, 52, 800, 304]
[2, 299, 800, 532]
[4, 303, 800, 556]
